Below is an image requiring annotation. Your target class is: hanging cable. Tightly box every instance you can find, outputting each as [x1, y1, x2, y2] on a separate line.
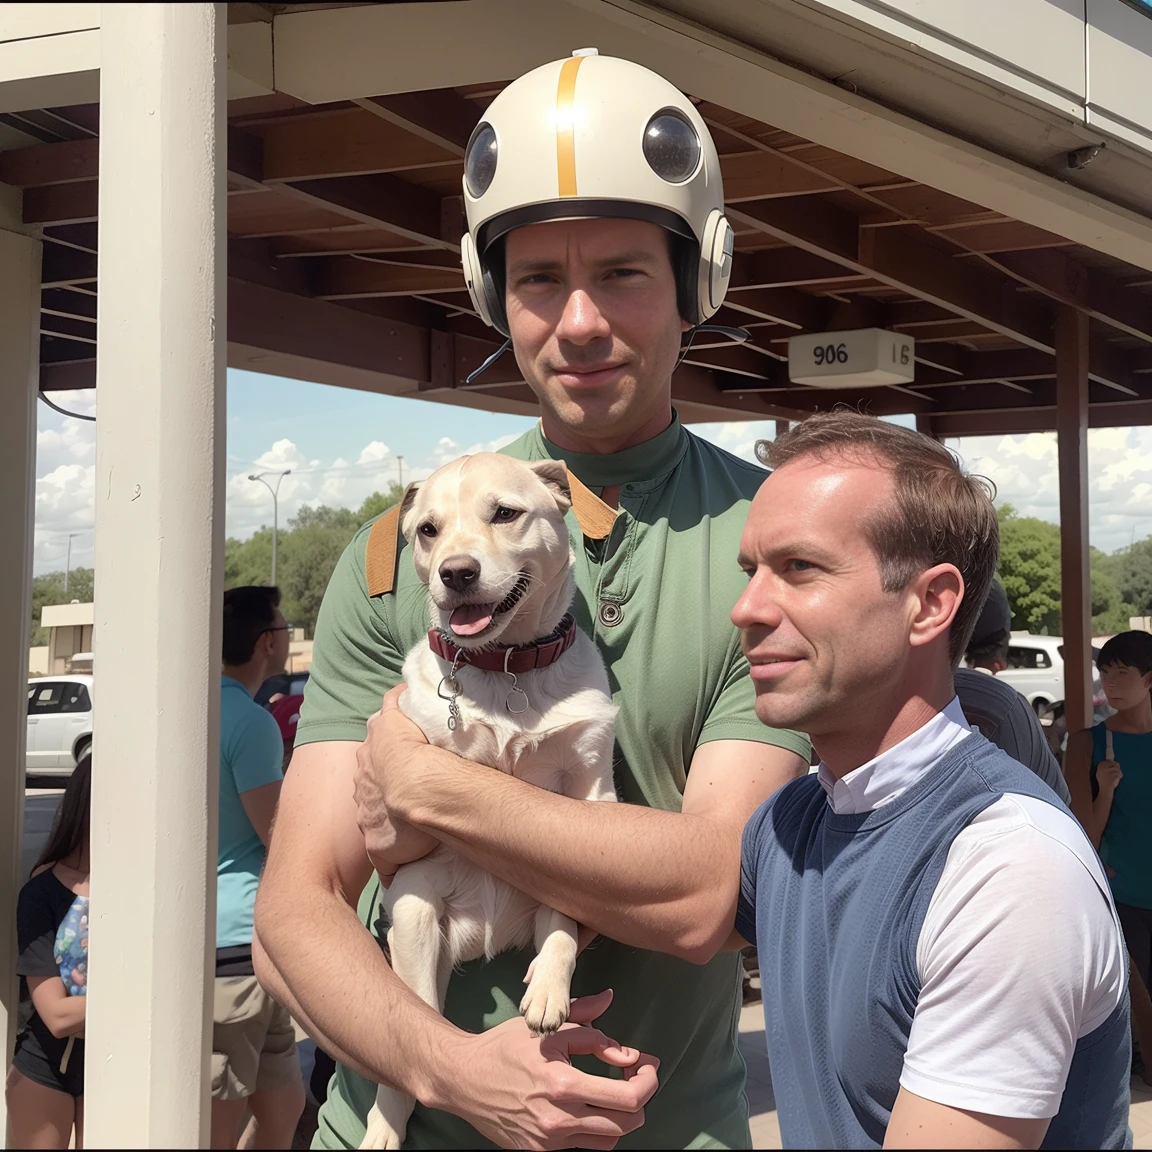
[39, 392, 95, 422]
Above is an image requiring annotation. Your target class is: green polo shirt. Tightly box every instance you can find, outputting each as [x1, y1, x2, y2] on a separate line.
[298, 414, 809, 1150]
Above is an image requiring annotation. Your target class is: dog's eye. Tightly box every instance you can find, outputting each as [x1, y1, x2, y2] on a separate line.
[492, 506, 522, 524]
[418, 522, 438, 538]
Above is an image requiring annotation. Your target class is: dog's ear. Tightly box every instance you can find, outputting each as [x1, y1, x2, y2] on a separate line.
[398, 482, 422, 541]
[529, 459, 572, 513]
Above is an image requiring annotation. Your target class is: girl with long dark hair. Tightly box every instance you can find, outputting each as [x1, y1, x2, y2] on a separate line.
[5, 753, 91, 1149]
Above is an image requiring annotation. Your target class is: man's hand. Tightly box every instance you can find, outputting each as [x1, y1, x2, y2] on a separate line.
[1096, 759, 1123, 795]
[354, 686, 439, 885]
[439, 990, 659, 1151]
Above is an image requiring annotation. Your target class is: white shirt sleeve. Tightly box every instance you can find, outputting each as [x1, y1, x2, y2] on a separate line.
[900, 793, 1127, 1119]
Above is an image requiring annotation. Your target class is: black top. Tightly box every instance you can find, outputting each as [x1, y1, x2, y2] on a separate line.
[16, 868, 85, 1075]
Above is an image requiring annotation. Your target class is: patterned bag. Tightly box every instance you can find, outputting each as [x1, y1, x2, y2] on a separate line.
[54, 892, 88, 997]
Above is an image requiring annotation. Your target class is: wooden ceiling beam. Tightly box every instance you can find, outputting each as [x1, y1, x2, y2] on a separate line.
[41, 287, 97, 321]
[929, 399, 1152, 436]
[312, 255, 466, 299]
[42, 222, 98, 253]
[23, 180, 98, 225]
[228, 276, 432, 382]
[3, 127, 264, 192]
[260, 109, 459, 181]
[983, 248, 1152, 347]
[41, 245, 97, 287]
[720, 151, 842, 201]
[40, 360, 95, 391]
[728, 197, 1057, 354]
[739, 248, 870, 289]
[722, 286, 830, 331]
[0, 137, 96, 186]
[40, 313, 95, 344]
[359, 89, 479, 156]
[682, 344, 780, 380]
[269, 173, 458, 251]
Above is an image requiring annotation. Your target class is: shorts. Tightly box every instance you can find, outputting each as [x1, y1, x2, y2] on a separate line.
[211, 975, 300, 1102]
[1117, 902, 1152, 990]
[12, 1032, 84, 1098]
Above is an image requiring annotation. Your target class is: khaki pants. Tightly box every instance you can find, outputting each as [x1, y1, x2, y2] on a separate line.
[211, 975, 300, 1101]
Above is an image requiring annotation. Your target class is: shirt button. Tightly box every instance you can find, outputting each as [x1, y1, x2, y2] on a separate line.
[598, 601, 623, 628]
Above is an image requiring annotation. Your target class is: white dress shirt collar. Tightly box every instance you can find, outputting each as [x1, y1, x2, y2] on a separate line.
[817, 697, 972, 815]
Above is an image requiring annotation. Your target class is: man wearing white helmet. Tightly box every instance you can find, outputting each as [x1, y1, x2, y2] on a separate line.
[256, 50, 808, 1150]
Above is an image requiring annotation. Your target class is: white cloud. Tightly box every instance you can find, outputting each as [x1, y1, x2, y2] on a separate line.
[223, 432, 522, 543]
[951, 428, 1152, 553]
[687, 420, 1152, 556]
[30, 394, 1152, 576]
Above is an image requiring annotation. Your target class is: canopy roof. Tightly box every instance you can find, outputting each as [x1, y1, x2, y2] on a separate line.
[4, 19, 1152, 434]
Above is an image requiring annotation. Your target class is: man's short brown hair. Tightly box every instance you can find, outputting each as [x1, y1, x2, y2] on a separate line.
[756, 412, 999, 665]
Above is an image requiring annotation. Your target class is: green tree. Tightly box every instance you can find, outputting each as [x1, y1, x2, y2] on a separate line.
[29, 567, 95, 646]
[996, 505, 1063, 634]
[276, 506, 360, 637]
[356, 483, 405, 524]
[221, 488, 406, 639]
[1089, 547, 1136, 635]
[1115, 537, 1152, 617]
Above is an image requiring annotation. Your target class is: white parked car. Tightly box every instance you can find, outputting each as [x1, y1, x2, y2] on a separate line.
[999, 634, 1106, 717]
[26, 675, 93, 776]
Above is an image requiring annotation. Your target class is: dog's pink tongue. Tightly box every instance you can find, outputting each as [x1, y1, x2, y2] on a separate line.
[449, 603, 494, 636]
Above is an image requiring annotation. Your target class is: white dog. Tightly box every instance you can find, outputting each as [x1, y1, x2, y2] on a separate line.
[360, 453, 618, 1150]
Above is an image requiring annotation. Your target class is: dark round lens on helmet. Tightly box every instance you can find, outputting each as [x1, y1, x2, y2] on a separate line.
[643, 110, 700, 183]
[465, 123, 498, 198]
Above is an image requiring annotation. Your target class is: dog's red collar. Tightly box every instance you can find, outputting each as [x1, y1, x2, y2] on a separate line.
[427, 614, 577, 673]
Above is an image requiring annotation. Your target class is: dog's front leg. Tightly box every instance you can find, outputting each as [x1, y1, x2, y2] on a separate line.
[360, 878, 446, 1151]
[520, 904, 579, 1036]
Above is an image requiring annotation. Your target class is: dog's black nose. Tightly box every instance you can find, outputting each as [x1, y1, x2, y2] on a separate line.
[439, 557, 480, 593]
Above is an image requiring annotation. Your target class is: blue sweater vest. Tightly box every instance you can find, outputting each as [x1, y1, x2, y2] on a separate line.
[737, 732, 1131, 1150]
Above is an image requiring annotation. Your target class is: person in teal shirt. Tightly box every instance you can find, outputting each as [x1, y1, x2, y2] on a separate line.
[1069, 630, 1152, 984]
[213, 585, 303, 1149]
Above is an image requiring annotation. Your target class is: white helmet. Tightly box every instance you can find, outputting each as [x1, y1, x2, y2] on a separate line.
[461, 49, 735, 336]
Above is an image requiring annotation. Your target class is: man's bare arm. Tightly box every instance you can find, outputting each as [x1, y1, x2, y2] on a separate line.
[885, 1088, 1049, 1149]
[364, 700, 805, 963]
[239, 779, 282, 848]
[254, 742, 454, 1091]
[254, 740, 659, 1150]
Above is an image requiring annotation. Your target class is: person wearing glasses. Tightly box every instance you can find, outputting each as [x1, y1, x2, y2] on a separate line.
[213, 586, 303, 1149]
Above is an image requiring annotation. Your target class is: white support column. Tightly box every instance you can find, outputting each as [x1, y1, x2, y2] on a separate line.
[85, 5, 226, 1148]
[0, 215, 42, 1146]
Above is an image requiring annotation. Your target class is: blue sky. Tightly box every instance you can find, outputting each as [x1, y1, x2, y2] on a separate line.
[32, 370, 1152, 575]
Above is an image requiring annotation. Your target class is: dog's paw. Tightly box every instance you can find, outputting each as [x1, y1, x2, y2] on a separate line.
[520, 979, 571, 1036]
[360, 1105, 404, 1150]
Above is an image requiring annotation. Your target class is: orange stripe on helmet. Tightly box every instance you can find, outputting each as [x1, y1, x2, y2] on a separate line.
[555, 55, 584, 198]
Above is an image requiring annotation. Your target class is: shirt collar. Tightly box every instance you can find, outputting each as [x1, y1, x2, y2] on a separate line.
[524, 410, 688, 488]
[221, 675, 251, 696]
[816, 697, 972, 815]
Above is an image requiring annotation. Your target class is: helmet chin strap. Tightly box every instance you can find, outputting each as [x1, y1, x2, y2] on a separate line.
[463, 324, 750, 386]
[464, 338, 512, 386]
[675, 322, 751, 369]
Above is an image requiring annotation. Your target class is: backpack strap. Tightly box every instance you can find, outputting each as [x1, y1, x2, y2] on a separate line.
[365, 503, 403, 598]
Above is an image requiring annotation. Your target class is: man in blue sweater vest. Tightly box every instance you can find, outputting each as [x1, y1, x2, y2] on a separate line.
[723, 412, 1131, 1149]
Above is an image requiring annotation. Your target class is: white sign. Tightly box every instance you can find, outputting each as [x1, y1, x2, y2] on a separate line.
[788, 328, 915, 388]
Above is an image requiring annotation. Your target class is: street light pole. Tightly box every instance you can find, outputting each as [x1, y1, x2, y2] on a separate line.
[64, 532, 81, 595]
[248, 469, 292, 586]
[397, 455, 405, 491]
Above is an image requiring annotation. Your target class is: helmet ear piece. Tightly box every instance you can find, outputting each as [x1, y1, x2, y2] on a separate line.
[462, 232, 509, 334]
[697, 210, 734, 321]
